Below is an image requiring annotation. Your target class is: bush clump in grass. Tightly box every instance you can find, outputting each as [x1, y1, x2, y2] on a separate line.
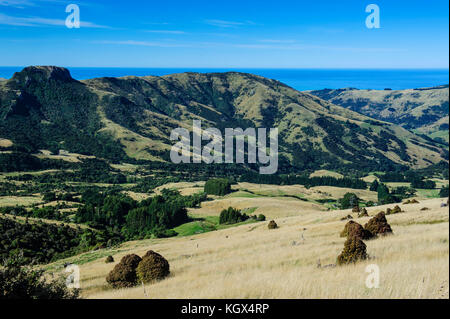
[136, 250, 170, 284]
[387, 205, 402, 215]
[358, 208, 369, 218]
[105, 255, 114, 263]
[257, 214, 266, 221]
[268, 220, 278, 229]
[352, 206, 360, 213]
[403, 199, 419, 204]
[340, 221, 373, 240]
[106, 254, 142, 288]
[337, 237, 368, 265]
[219, 207, 248, 225]
[364, 212, 392, 236]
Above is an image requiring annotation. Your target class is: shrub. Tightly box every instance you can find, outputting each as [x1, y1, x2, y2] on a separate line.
[340, 221, 373, 240]
[268, 220, 278, 229]
[364, 212, 393, 236]
[204, 178, 232, 196]
[106, 254, 142, 288]
[387, 205, 402, 215]
[352, 206, 360, 213]
[358, 208, 369, 217]
[105, 255, 114, 263]
[136, 250, 170, 283]
[219, 207, 248, 224]
[338, 193, 359, 209]
[337, 237, 368, 265]
[257, 214, 266, 221]
[439, 185, 449, 198]
[0, 253, 79, 299]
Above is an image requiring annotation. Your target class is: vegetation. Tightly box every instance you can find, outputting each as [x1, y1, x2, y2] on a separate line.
[219, 207, 249, 225]
[268, 220, 278, 229]
[0, 216, 105, 264]
[204, 178, 232, 196]
[338, 193, 359, 209]
[337, 236, 368, 265]
[440, 185, 449, 198]
[364, 212, 393, 236]
[136, 250, 170, 284]
[0, 253, 79, 299]
[106, 254, 142, 288]
[340, 221, 373, 240]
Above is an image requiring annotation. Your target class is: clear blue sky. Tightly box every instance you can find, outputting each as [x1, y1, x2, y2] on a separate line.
[0, 0, 448, 68]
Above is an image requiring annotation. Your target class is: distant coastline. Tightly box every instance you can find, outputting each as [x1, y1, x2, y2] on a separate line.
[0, 66, 448, 91]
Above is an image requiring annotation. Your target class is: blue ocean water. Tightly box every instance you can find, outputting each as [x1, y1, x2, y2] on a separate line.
[0, 67, 448, 91]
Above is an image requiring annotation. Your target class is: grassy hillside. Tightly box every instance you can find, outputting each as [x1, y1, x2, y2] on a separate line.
[0, 66, 448, 174]
[308, 85, 449, 143]
[45, 197, 449, 299]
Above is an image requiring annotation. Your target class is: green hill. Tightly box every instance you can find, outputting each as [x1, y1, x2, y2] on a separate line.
[0, 66, 448, 173]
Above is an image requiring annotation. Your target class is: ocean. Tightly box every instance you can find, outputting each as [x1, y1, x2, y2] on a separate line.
[0, 67, 448, 91]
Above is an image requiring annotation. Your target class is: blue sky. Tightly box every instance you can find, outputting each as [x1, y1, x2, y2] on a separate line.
[0, 0, 448, 68]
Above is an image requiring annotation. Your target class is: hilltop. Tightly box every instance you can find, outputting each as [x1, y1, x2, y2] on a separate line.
[0, 66, 448, 173]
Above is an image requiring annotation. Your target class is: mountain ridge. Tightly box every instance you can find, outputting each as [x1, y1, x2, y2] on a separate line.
[308, 85, 449, 144]
[0, 66, 447, 173]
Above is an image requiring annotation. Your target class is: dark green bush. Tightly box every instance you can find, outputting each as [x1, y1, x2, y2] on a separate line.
[257, 214, 266, 221]
[204, 178, 231, 196]
[0, 253, 79, 299]
[219, 207, 248, 224]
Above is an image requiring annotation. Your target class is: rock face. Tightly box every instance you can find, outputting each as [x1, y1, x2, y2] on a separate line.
[136, 250, 170, 283]
[364, 212, 393, 236]
[106, 254, 142, 288]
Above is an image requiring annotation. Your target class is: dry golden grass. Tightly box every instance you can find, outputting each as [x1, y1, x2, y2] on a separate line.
[53, 197, 448, 299]
[154, 181, 206, 196]
[0, 195, 42, 207]
[0, 138, 13, 148]
[309, 170, 344, 179]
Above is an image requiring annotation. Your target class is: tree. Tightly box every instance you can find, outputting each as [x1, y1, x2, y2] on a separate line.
[338, 193, 360, 209]
[204, 178, 232, 196]
[377, 183, 397, 205]
[369, 179, 379, 191]
[440, 185, 449, 198]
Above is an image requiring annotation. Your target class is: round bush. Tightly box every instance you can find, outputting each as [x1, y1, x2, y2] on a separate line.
[337, 237, 368, 265]
[106, 254, 142, 288]
[364, 212, 392, 236]
[340, 221, 373, 240]
[105, 255, 114, 263]
[358, 208, 369, 218]
[268, 220, 278, 229]
[352, 206, 360, 213]
[136, 250, 170, 283]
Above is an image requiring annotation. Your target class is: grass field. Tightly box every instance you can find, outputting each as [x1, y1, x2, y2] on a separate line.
[45, 196, 449, 299]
